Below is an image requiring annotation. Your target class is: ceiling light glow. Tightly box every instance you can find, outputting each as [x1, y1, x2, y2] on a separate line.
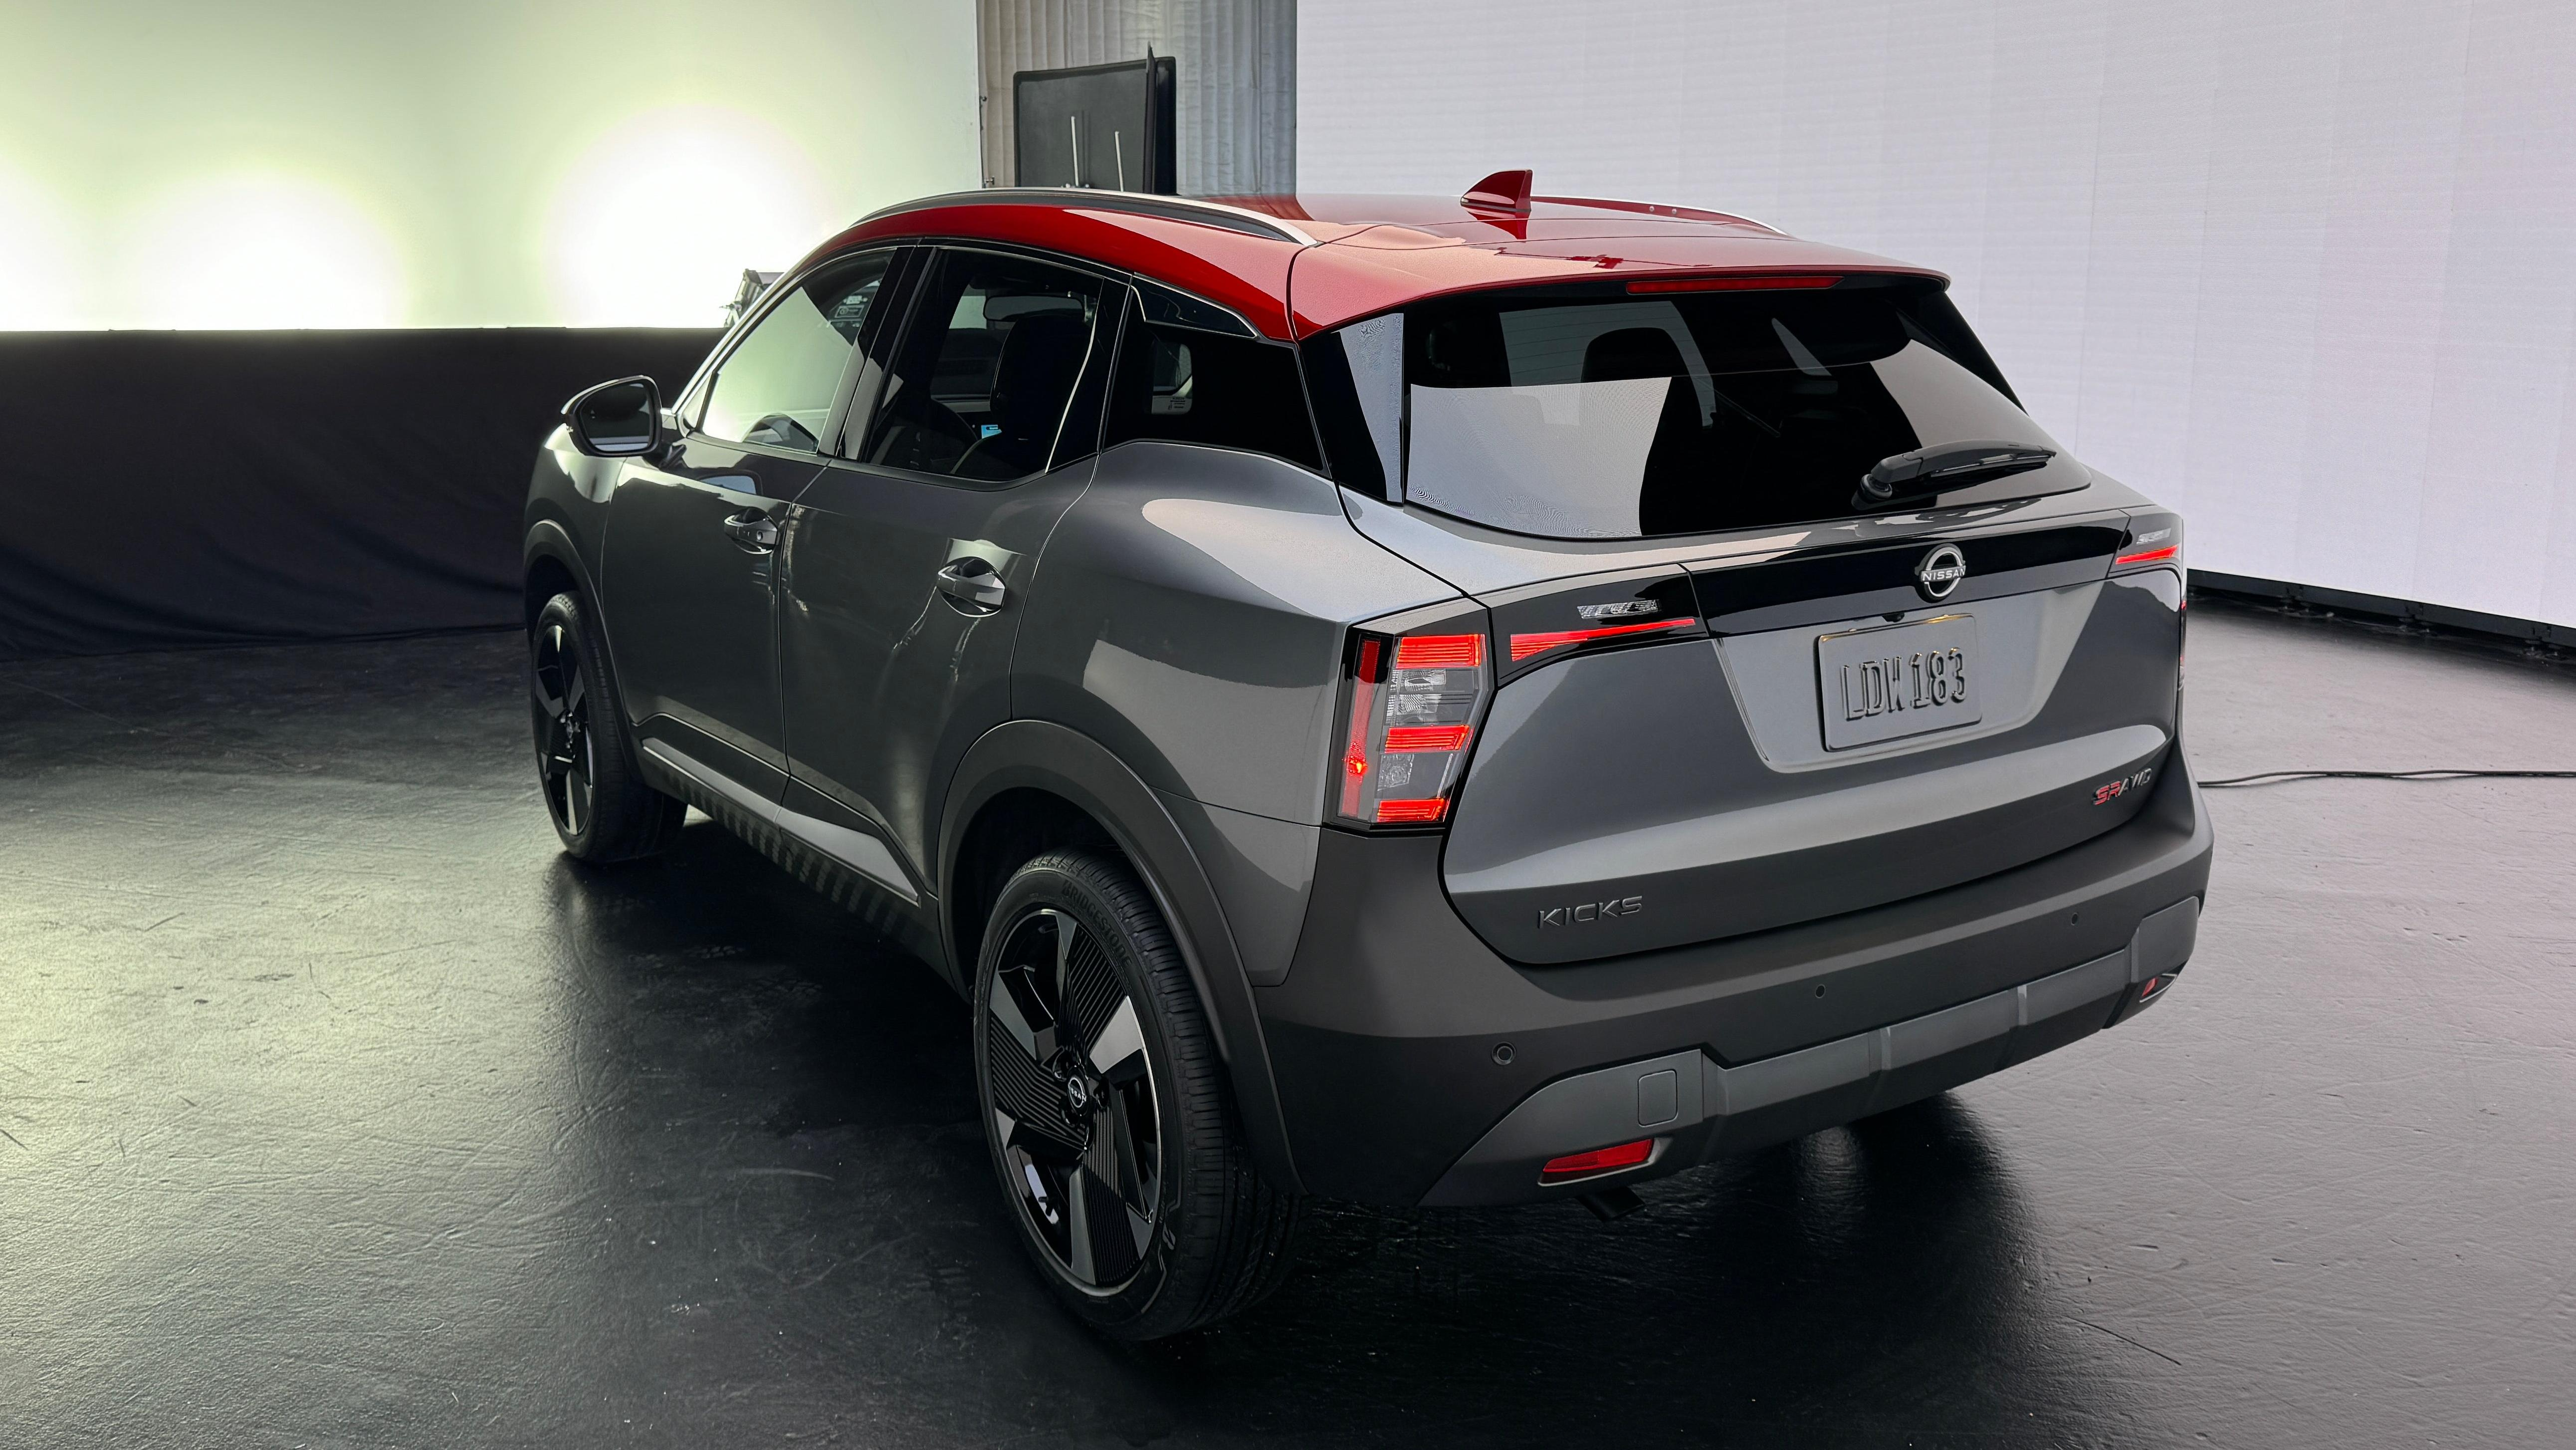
[121, 173, 407, 329]
[544, 106, 835, 327]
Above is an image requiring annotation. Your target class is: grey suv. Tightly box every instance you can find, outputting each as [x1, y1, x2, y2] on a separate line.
[521, 180, 2211, 1339]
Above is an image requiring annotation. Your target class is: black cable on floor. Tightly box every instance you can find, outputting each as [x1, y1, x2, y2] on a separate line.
[2200, 769, 2576, 789]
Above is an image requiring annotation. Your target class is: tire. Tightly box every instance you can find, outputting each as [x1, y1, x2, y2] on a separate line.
[527, 590, 685, 862]
[974, 849, 1301, 1339]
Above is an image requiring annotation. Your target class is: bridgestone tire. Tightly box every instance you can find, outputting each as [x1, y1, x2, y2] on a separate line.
[974, 849, 1300, 1339]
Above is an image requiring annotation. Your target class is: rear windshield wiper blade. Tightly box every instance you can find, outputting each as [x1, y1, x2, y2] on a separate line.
[1855, 441, 2057, 506]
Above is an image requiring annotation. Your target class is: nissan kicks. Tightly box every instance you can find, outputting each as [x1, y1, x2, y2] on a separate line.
[521, 174, 2211, 1339]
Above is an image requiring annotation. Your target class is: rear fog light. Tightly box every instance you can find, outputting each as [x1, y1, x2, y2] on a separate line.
[1541, 1139, 1654, 1182]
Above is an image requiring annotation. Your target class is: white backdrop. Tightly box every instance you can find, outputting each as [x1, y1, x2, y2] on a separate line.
[1299, 0, 2576, 629]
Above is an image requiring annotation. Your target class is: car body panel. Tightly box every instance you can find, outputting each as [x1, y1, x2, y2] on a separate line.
[597, 435, 819, 790]
[780, 451, 1096, 886]
[523, 186, 2212, 1212]
[1011, 440, 1456, 824]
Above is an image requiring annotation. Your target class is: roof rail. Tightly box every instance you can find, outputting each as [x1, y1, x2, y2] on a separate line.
[858, 188, 1318, 246]
[1533, 193, 1786, 235]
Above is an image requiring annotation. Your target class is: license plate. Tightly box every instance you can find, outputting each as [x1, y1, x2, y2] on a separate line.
[1817, 614, 1983, 750]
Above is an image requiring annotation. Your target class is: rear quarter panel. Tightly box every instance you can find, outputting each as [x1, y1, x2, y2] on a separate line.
[1013, 441, 1456, 824]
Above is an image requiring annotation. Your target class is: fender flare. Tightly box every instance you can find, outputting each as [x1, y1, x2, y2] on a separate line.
[940, 719, 1302, 1194]
[522, 516, 597, 616]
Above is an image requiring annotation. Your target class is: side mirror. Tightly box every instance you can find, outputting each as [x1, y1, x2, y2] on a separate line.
[563, 375, 664, 458]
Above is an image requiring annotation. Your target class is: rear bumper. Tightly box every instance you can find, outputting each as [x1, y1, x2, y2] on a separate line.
[1253, 756, 2213, 1207]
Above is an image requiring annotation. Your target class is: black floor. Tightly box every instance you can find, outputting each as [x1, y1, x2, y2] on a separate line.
[2, 598, 2571, 1449]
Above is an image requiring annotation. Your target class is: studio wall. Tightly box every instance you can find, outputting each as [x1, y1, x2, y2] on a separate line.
[0, 0, 980, 330]
[0, 1, 978, 660]
[1299, 0, 2576, 631]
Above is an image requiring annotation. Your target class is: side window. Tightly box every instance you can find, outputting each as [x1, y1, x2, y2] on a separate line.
[698, 253, 892, 452]
[860, 250, 1105, 483]
[1105, 291, 1322, 470]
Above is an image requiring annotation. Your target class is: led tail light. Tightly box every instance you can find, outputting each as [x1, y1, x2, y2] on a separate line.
[1508, 615, 1699, 662]
[1334, 625, 1491, 828]
[2113, 513, 2184, 576]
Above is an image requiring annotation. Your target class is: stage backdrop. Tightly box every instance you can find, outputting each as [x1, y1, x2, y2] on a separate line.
[1299, 0, 2576, 633]
[0, 0, 975, 660]
[0, 330, 717, 661]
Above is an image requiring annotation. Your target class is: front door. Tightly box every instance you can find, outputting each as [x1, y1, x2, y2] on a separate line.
[600, 251, 894, 793]
[779, 248, 1117, 885]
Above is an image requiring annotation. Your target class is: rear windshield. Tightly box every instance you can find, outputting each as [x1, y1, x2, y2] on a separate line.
[1304, 279, 2076, 539]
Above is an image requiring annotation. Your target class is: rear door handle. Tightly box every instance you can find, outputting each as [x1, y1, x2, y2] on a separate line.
[723, 508, 779, 553]
[935, 558, 1006, 614]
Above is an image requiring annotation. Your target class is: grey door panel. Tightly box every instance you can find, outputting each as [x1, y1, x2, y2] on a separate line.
[599, 436, 819, 782]
[779, 456, 1093, 880]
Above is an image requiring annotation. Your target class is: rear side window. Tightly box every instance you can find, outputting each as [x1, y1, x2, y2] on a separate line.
[1310, 279, 2072, 539]
[859, 250, 1106, 483]
[1105, 290, 1321, 470]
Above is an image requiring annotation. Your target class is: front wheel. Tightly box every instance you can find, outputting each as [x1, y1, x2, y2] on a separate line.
[974, 849, 1299, 1339]
[528, 590, 683, 862]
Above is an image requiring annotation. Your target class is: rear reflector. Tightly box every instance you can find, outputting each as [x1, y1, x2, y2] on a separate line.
[1394, 633, 1486, 669]
[1541, 1139, 1654, 1181]
[1627, 274, 1839, 294]
[2116, 545, 2180, 565]
[1508, 615, 1700, 661]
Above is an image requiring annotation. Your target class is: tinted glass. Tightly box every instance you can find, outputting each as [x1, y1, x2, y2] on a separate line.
[1105, 298, 1321, 470]
[1377, 282, 2070, 539]
[698, 254, 891, 452]
[861, 251, 1105, 483]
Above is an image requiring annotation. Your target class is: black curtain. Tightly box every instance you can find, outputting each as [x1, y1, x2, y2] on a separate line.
[0, 328, 720, 661]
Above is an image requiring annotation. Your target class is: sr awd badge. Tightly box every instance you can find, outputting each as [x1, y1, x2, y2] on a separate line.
[1914, 544, 1967, 602]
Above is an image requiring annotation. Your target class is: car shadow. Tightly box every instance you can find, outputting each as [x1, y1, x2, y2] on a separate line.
[531, 819, 2124, 1447]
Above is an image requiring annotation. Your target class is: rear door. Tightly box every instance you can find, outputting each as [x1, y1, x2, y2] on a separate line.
[1305, 275, 2186, 963]
[777, 247, 1118, 887]
[601, 251, 892, 792]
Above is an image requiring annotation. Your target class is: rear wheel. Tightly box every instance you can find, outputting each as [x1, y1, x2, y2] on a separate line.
[974, 849, 1299, 1339]
[528, 590, 683, 862]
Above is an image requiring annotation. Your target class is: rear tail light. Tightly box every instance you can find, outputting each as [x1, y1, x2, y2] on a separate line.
[1335, 625, 1492, 828]
[2114, 512, 2184, 577]
[1508, 615, 1699, 662]
[1541, 1139, 1655, 1182]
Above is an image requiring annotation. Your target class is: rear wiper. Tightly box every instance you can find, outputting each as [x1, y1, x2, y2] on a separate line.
[1854, 441, 2057, 507]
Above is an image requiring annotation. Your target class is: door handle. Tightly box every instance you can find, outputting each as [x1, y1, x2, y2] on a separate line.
[723, 508, 779, 553]
[935, 558, 1007, 614]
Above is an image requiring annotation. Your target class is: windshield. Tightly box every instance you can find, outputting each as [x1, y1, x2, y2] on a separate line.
[1316, 280, 2075, 539]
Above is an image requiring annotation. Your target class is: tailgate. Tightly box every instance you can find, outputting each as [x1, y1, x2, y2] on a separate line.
[1440, 522, 2182, 964]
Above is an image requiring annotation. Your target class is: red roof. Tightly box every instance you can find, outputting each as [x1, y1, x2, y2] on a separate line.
[813, 189, 1944, 342]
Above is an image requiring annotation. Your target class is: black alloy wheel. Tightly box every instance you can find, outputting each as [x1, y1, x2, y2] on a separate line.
[986, 904, 1163, 1293]
[974, 850, 1300, 1338]
[526, 590, 684, 862]
[530, 619, 596, 837]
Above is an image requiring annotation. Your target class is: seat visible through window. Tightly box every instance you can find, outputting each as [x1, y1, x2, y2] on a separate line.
[861, 252, 1105, 483]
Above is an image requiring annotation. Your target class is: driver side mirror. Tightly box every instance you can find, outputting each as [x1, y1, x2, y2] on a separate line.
[563, 375, 665, 458]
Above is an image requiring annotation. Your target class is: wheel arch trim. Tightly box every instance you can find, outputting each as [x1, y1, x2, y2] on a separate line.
[940, 719, 1302, 1193]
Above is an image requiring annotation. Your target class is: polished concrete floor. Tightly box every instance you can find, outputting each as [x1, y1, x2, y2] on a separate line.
[1, 597, 2571, 1449]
